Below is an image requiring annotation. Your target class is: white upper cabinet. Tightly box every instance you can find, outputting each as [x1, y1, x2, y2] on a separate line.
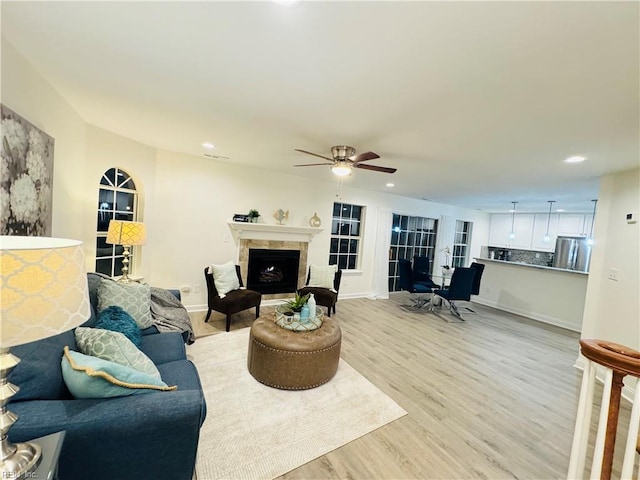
[489, 212, 593, 251]
[557, 214, 587, 236]
[488, 214, 511, 247]
[531, 213, 559, 251]
[488, 214, 534, 248]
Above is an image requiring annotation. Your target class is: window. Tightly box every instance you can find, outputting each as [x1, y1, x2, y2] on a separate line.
[329, 202, 363, 270]
[388, 214, 438, 292]
[95, 168, 138, 277]
[452, 220, 473, 268]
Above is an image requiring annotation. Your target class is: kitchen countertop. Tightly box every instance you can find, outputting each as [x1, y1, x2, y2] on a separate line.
[475, 257, 589, 275]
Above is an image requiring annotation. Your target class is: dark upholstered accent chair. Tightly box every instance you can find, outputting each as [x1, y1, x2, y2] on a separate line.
[204, 266, 261, 332]
[297, 268, 342, 317]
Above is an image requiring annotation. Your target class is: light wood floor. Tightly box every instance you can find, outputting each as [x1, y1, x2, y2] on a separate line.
[191, 295, 636, 479]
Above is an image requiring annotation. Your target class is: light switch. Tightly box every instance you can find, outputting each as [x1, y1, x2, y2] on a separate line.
[608, 268, 619, 281]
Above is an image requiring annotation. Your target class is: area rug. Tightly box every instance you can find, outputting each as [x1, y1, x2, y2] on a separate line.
[187, 327, 407, 480]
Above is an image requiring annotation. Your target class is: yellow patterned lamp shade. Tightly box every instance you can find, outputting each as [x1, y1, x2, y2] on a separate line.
[106, 220, 147, 246]
[0, 236, 91, 348]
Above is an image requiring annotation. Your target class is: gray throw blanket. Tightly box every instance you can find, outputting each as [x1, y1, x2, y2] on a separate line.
[150, 287, 196, 344]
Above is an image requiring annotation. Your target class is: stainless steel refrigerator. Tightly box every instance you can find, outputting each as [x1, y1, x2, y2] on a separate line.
[552, 236, 592, 272]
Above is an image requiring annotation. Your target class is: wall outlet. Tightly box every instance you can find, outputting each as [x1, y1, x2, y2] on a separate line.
[180, 285, 192, 293]
[608, 268, 619, 281]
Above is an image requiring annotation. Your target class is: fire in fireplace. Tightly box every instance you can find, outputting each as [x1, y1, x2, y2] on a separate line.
[247, 249, 301, 294]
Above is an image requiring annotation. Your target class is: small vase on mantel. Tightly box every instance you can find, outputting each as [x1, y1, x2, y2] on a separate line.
[309, 213, 321, 228]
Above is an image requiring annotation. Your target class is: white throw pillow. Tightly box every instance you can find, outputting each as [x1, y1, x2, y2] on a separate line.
[308, 264, 338, 292]
[211, 261, 240, 297]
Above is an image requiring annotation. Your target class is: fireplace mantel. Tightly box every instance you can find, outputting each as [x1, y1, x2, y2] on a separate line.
[227, 221, 323, 242]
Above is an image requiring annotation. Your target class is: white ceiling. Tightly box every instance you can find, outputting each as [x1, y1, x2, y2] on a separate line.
[2, 1, 638, 213]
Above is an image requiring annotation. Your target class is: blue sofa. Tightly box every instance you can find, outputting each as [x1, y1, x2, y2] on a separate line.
[7, 273, 207, 480]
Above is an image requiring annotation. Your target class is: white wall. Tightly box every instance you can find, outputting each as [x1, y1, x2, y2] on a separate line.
[581, 167, 640, 348]
[1, 39, 89, 246]
[2, 38, 491, 310]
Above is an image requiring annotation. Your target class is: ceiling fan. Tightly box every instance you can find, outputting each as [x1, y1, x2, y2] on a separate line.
[294, 145, 397, 176]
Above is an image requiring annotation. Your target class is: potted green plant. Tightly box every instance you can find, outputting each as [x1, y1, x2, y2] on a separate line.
[248, 209, 260, 223]
[283, 292, 310, 313]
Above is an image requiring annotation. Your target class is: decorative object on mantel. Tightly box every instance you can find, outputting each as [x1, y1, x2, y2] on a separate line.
[1, 104, 55, 236]
[233, 214, 250, 223]
[274, 209, 289, 225]
[248, 209, 260, 223]
[309, 212, 321, 228]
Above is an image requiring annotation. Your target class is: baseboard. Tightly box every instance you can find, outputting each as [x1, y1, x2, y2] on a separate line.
[471, 298, 581, 332]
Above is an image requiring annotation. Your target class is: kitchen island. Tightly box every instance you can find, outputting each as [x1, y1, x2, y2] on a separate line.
[473, 258, 588, 332]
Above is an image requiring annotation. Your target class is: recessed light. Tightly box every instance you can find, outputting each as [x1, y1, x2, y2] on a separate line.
[386, 183, 394, 187]
[565, 155, 586, 163]
[202, 142, 215, 149]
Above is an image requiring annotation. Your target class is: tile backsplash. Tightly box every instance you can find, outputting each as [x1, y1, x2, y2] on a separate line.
[481, 246, 554, 267]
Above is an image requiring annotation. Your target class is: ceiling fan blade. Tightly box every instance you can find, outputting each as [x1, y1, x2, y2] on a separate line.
[294, 149, 334, 162]
[355, 163, 397, 174]
[293, 162, 335, 167]
[351, 151, 380, 163]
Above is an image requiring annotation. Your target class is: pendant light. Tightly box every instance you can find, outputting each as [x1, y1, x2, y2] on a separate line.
[587, 199, 598, 245]
[543, 201, 555, 243]
[508, 201, 518, 239]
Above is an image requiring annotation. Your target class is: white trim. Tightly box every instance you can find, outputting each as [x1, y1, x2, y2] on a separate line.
[227, 221, 323, 242]
[471, 297, 581, 332]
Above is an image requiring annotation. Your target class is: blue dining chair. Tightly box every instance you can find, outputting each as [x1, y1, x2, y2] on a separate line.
[432, 267, 476, 320]
[398, 258, 433, 308]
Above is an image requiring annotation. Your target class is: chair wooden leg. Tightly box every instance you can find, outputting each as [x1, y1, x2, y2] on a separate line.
[226, 314, 231, 332]
[327, 306, 331, 317]
[255, 305, 260, 318]
[332, 304, 336, 314]
[205, 309, 212, 322]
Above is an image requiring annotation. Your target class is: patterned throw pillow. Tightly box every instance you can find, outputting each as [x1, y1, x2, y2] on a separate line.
[95, 306, 142, 348]
[308, 265, 338, 291]
[210, 261, 240, 297]
[61, 347, 176, 399]
[97, 280, 153, 329]
[75, 327, 161, 379]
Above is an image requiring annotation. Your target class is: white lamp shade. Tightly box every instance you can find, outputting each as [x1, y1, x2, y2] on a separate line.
[0, 236, 91, 348]
[106, 220, 147, 246]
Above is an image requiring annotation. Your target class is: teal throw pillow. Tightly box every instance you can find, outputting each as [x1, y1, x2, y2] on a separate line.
[97, 280, 153, 329]
[75, 327, 161, 379]
[61, 347, 176, 399]
[95, 306, 142, 348]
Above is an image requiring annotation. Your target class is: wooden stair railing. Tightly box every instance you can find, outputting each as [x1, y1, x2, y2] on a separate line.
[567, 339, 640, 479]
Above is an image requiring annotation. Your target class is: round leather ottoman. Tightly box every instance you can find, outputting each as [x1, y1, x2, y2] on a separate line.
[247, 315, 341, 390]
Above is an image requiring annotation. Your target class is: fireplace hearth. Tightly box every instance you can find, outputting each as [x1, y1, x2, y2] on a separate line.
[247, 249, 301, 294]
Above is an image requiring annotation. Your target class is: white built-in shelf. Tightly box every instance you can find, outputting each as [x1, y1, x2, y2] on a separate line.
[227, 221, 324, 242]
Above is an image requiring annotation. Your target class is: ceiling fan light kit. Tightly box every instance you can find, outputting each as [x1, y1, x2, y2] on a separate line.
[294, 145, 397, 176]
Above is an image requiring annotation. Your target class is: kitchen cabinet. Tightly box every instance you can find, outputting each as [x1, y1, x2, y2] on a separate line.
[557, 214, 587, 236]
[489, 212, 595, 250]
[531, 213, 559, 251]
[488, 214, 534, 248]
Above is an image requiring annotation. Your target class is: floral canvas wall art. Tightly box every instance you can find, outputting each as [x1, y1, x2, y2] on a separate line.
[1, 105, 55, 236]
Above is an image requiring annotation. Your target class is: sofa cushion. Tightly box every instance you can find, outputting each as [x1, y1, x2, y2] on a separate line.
[75, 327, 161, 379]
[61, 347, 176, 399]
[308, 264, 338, 291]
[95, 306, 142, 348]
[210, 261, 240, 297]
[157, 360, 204, 392]
[97, 280, 153, 329]
[140, 332, 186, 365]
[8, 329, 76, 401]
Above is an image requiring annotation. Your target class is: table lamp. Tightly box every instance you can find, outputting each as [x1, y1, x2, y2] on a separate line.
[105, 220, 147, 283]
[1, 236, 91, 478]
